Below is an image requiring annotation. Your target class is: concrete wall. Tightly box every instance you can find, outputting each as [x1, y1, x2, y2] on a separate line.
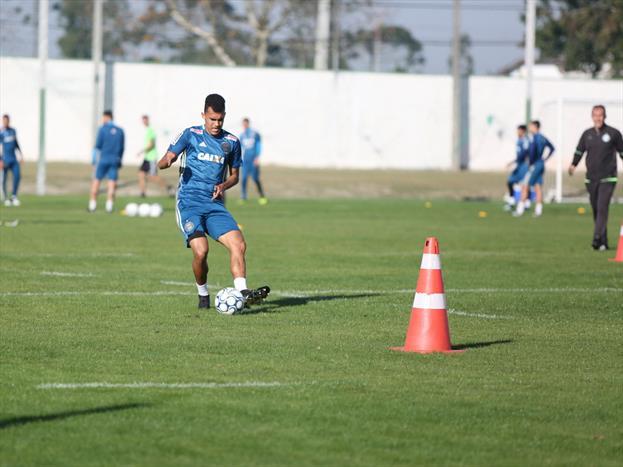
[1, 57, 621, 171]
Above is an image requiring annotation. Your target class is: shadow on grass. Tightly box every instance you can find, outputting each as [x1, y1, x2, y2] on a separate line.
[0, 403, 150, 430]
[452, 339, 514, 350]
[245, 293, 381, 314]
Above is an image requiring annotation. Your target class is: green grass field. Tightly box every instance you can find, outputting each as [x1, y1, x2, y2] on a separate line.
[1, 195, 622, 466]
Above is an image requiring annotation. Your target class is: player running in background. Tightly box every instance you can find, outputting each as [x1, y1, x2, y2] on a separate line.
[136, 115, 171, 198]
[89, 110, 125, 213]
[504, 124, 530, 208]
[0, 114, 23, 207]
[157, 94, 269, 309]
[569, 105, 623, 251]
[239, 117, 267, 205]
[514, 120, 555, 217]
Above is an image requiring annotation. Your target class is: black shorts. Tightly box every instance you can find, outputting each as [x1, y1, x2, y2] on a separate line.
[139, 160, 157, 176]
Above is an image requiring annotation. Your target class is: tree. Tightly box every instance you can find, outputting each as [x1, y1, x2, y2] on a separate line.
[447, 34, 474, 76]
[54, 0, 132, 60]
[535, 0, 623, 77]
[343, 25, 425, 73]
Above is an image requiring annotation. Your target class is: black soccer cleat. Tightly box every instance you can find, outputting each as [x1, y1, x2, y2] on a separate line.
[241, 286, 271, 308]
[198, 295, 210, 309]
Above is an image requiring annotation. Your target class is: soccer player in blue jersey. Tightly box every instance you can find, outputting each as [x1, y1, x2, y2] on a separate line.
[504, 124, 530, 207]
[0, 114, 23, 207]
[239, 118, 267, 205]
[157, 94, 269, 309]
[89, 110, 125, 213]
[514, 120, 555, 217]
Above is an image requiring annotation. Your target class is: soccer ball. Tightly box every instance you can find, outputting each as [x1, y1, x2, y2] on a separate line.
[138, 203, 151, 217]
[215, 287, 245, 315]
[125, 203, 138, 217]
[149, 203, 163, 217]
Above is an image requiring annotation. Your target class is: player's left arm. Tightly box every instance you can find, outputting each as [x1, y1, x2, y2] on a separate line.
[614, 129, 623, 160]
[118, 129, 125, 167]
[254, 133, 262, 166]
[543, 136, 555, 162]
[212, 167, 239, 200]
[15, 133, 24, 163]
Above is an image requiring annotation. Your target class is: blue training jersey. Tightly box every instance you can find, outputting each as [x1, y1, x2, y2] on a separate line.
[528, 132, 555, 165]
[239, 128, 261, 163]
[515, 136, 529, 165]
[168, 125, 242, 202]
[0, 127, 20, 162]
[95, 122, 125, 163]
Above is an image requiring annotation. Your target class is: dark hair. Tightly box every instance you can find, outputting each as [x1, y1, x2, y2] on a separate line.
[517, 124, 527, 131]
[2, 114, 9, 119]
[103, 110, 113, 119]
[592, 105, 606, 117]
[530, 120, 540, 129]
[204, 94, 226, 113]
[242, 117, 250, 123]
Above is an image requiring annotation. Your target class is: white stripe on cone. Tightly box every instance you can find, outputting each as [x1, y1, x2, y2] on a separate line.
[420, 253, 441, 270]
[412, 293, 447, 310]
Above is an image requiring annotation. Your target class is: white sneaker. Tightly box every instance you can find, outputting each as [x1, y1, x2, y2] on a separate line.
[88, 199, 96, 212]
[10, 197, 20, 207]
[3, 199, 12, 207]
[504, 195, 516, 206]
[105, 200, 114, 213]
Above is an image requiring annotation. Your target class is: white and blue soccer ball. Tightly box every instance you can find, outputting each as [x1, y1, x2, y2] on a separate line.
[138, 203, 151, 217]
[149, 203, 163, 217]
[125, 202, 139, 217]
[215, 287, 245, 315]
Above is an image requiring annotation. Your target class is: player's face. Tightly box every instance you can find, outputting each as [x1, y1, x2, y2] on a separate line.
[529, 123, 538, 134]
[242, 120, 249, 129]
[202, 108, 225, 136]
[592, 108, 605, 128]
[142, 117, 149, 126]
[2, 116, 8, 128]
[517, 128, 525, 138]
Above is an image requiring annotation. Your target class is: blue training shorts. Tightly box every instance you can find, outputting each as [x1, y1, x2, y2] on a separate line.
[95, 161, 119, 181]
[508, 163, 528, 185]
[523, 160, 544, 187]
[175, 197, 239, 246]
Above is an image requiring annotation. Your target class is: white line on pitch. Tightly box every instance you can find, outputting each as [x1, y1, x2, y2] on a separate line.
[37, 381, 296, 390]
[447, 309, 513, 320]
[41, 271, 96, 278]
[3, 287, 621, 298]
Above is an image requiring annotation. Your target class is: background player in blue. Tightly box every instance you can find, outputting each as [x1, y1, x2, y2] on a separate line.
[157, 94, 269, 310]
[0, 114, 23, 207]
[89, 110, 125, 213]
[239, 117, 267, 205]
[515, 120, 555, 217]
[504, 124, 530, 208]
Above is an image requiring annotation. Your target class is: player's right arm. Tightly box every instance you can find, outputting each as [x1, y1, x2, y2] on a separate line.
[158, 128, 189, 170]
[569, 131, 587, 175]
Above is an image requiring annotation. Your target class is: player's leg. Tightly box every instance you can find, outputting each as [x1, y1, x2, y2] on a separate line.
[88, 165, 105, 212]
[2, 164, 10, 206]
[138, 163, 147, 197]
[9, 162, 21, 205]
[595, 182, 616, 250]
[533, 184, 543, 216]
[586, 180, 600, 249]
[218, 230, 247, 286]
[514, 173, 530, 216]
[105, 164, 119, 212]
[189, 235, 211, 308]
[252, 165, 267, 203]
[240, 165, 249, 201]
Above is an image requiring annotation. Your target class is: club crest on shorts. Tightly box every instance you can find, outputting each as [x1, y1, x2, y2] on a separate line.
[184, 220, 195, 233]
[602, 133, 611, 143]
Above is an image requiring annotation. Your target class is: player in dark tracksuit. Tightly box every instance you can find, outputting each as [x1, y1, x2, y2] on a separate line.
[569, 105, 623, 251]
[0, 114, 23, 206]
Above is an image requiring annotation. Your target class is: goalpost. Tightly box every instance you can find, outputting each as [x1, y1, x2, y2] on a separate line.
[538, 97, 623, 203]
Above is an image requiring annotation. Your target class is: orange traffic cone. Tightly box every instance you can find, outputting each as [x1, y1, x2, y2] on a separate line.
[609, 223, 623, 262]
[391, 237, 463, 354]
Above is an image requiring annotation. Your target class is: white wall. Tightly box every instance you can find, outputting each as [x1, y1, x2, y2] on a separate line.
[1, 57, 620, 171]
[113, 63, 453, 169]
